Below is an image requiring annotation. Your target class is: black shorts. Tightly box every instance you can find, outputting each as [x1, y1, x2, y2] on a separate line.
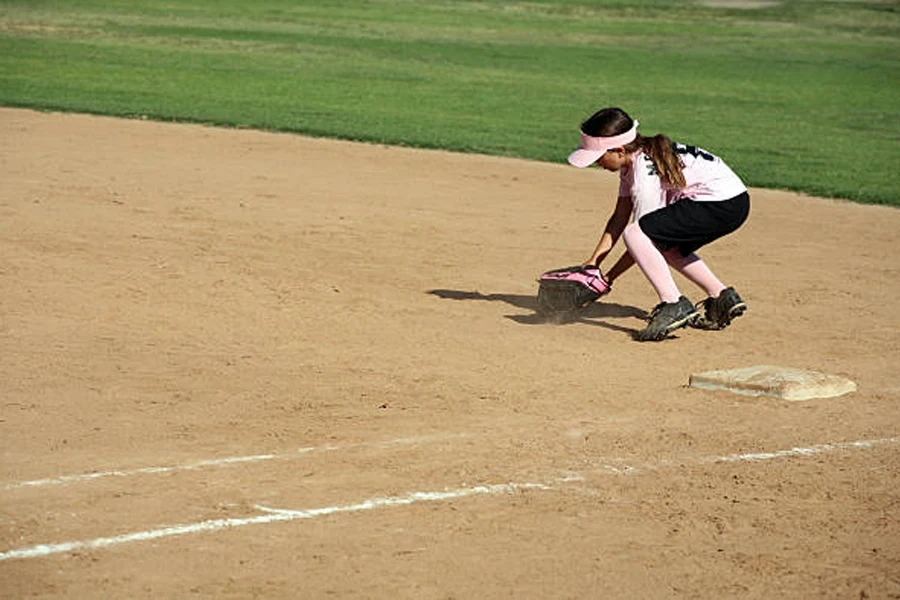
[638, 191, 750, 256]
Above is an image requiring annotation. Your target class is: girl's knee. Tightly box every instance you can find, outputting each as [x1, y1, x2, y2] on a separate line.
[622, 222, 642, 243]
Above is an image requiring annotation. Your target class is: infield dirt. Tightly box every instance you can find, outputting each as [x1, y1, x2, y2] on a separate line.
[1, 108, 898, 599]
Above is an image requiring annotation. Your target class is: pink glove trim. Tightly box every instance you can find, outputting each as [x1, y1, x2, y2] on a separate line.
[540, 266, 611, 296]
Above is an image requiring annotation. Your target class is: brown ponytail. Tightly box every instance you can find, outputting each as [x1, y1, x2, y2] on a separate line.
[624, 134, 686, 190]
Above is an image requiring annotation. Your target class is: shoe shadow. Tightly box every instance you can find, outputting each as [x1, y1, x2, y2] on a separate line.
[427, 289, 647, 336]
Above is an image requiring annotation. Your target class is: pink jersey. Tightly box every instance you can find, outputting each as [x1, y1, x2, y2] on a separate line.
[618, 144, 747, 221]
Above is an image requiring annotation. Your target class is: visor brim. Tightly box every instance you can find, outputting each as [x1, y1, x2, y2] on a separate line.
[567, 149, 603, 168]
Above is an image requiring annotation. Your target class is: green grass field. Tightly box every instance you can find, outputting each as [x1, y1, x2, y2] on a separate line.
[1, 0, 898, 205]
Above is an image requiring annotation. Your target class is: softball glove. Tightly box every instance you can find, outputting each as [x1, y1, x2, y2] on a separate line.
[537, 264, 611, 317]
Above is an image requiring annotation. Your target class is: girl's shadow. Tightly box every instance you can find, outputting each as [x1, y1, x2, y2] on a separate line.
[427, 289, 647, 335]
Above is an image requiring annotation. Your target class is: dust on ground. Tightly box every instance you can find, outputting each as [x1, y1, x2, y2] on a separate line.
[1, 108, 898, 599]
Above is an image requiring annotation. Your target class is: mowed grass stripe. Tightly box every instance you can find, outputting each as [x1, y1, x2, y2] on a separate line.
[1, 0, 898, 204]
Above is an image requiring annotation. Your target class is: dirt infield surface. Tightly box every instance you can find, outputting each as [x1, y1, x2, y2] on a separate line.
[1, 108, 898, 599]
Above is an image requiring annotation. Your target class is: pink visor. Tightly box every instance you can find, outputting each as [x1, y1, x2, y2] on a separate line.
[567, 120, 639, 168]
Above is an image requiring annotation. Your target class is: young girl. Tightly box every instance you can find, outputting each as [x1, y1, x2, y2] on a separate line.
[568, 107, 750, 341]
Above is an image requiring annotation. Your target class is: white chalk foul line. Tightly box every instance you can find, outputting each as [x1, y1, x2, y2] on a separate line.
[589, 436, 900, 475]
[2, 435, 897, 562]
[2, 433, 470, 492]
[2, 454, 283, 491]
[0, 480, 565, 562]
[704, 436, 900, 464]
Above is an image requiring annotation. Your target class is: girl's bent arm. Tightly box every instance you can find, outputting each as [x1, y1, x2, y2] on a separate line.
[586, 195, 632, 266]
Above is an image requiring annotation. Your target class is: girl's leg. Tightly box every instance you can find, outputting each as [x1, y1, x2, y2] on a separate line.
[622, 222, 681, 303]
[664, 248, 746, 328]
[663, 249, 726, 299]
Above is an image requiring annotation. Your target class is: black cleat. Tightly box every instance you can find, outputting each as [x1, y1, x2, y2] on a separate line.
[635, 296, 699, 342]
[696, 287, 747, 330]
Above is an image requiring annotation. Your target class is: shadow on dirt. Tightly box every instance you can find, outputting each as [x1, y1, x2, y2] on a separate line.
[427, 289, 647, 336]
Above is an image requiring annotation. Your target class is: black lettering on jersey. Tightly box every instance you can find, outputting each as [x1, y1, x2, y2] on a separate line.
[673, 142, 715, 162]
[643, 155, 659, 177]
